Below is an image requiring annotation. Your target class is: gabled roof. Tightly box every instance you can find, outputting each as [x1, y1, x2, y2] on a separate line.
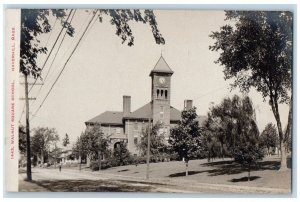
[149, 56, 174, 76]
[124, 102, 181, 121]
[85, 111, 123, 125]
[125, 102, 152, 120]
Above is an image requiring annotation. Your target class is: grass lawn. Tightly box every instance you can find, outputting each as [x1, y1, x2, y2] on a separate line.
[82, 155, 291, 190]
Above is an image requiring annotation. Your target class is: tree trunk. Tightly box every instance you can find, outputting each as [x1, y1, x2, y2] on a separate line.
[221, 143, 224, 159]
[41, 150, 44, 164]
[86, 155, 91, 167]
[269, 95, 287, 171]
[284, 95, 292, 153]
[78, 154, 81, 171]
[185, 161, 188, 176]
[280, 140, 288, 171]
[98, 151, 101, 171]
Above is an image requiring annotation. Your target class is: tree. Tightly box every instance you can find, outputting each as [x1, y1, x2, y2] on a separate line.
[209, 11, 292, 170]
[201, 129, 221, 162]
[137, 123, 167, 158]
[203, 95, 265, 180]
[21, 9, 165, 78]
[260, 123, 279, 156]
[169, 107, 203, 176]
[113, 142, 131, 166]
[31, 127, 59, 165]
[232, 97, 264, 181]
[19, 125, 27, 154]
[62, 133, 70, 147]
[75, 123, 109, 166]
[203, 95, 243, 158]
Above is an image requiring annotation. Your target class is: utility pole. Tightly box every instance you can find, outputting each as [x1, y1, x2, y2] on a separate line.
[24, 74, 32, 181]
[146, 118, 151, 180]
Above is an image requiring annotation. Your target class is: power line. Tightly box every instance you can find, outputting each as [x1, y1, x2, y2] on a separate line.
[30, 10, 77, 109]
[28, 9, 74, 94]
[32, 10, 98, 118]
[19, 17, 59, 124]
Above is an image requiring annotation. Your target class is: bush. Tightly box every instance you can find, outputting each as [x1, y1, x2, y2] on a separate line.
[135, 156, 147, 164]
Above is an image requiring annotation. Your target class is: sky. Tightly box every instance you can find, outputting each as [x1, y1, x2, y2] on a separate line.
[19, 9, 290, 145]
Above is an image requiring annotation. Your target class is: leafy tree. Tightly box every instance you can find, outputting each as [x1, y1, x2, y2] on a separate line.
[201, 129, 222, 162]
[21, 9, 74, 77]
[204, 95, 242, 158]
[137, 123, 167, 158]
[21, 9, 165, 78]
[169, 107, 203, 176]
[232, 97, 264, 181]
[74, 123, 109, 166]
[209, 11, 292, 170]
[260, 123, 279, 156]
[62, 133, 70, 147]
[113, 142, 132, 166]
[31, 127, 59, 164]
[203, 95, 265, 179]
[19, 125, 27, 154]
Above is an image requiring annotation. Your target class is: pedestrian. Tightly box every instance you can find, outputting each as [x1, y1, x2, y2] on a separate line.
[59, 162, 62, 172]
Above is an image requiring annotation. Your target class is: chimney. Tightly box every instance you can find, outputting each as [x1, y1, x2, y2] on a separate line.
[123, 95, 131, 116]
[184, 100, 193, 110]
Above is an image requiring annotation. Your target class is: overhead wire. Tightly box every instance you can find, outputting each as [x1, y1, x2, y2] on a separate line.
[31, 10, 98, 119]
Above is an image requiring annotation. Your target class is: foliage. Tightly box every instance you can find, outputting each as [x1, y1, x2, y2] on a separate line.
[203, 95, 264, 180]
[21, 9, 74, 77]
[62, 133, 70, 147]
[169, 107, 203, 161]
[201, 129, 222, 162]
[72, 123, 110, 161]
[137, 123, 168, 157]
[204, 95, 245, 157]
[19, 125, 27, 154]
[259, 123, 279, 155]
[31, 127, 59, 164]
[21, 9, 165, 78]
[113, 142, 133, 166]
[209, 11, 292, 169]
[233, 118, 264, 181]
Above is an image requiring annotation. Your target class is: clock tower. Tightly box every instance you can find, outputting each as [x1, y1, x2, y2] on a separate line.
[150, 56, 174, 131]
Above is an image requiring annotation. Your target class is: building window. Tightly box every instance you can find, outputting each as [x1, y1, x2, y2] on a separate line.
[134, 137, 138, 145]
[165, 90, 168, 99]
[156, 89, 159, 98]
[160, 89, 163, 97]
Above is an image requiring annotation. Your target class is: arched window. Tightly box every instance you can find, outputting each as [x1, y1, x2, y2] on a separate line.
[156, 89, 159, 98]
[165, 90, 168, 99]
[160, 89, 163, 97]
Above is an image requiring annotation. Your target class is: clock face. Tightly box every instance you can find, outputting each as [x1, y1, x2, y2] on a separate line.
[159, 77, 165, 84]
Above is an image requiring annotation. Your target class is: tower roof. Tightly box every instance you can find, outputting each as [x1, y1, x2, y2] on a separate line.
[149, 56, 174, 76]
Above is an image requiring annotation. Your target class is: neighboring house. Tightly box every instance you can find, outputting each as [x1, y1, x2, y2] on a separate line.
[85, 56, 206, 155]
